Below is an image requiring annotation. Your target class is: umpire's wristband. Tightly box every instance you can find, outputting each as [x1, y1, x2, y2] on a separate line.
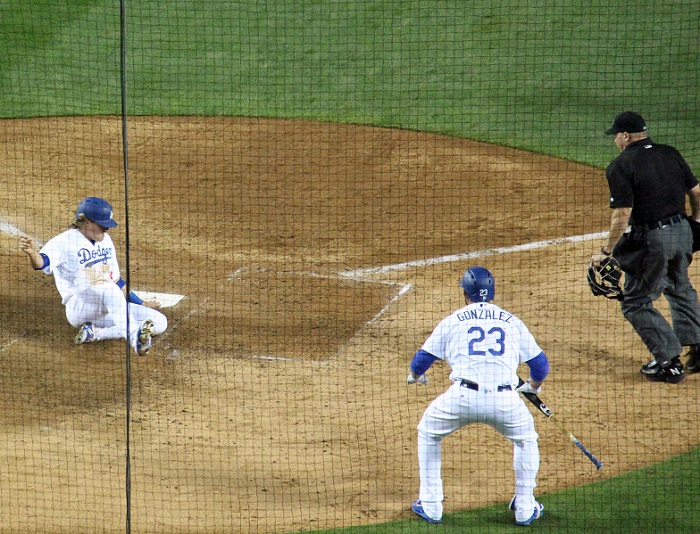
[600, 247, 611, 256]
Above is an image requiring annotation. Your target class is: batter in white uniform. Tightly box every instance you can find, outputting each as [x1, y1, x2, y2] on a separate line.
[407, 266, 549, 526]
[20, 197, 167, 355]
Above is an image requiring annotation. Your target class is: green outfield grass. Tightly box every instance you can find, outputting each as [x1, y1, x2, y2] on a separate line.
[1, 0, 698, 168]
[301, 445, 700, 534]
[1, 1, 699, 532]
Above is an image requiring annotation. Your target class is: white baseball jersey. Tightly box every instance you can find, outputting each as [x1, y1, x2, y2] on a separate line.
[40, 229, 120, 304]
[38, 228, 167, 350]
[421, 301, 542, 387]
[415, 300, 543, 523]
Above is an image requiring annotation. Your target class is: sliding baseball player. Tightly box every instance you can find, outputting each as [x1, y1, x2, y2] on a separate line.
[19, 197, 167, 354]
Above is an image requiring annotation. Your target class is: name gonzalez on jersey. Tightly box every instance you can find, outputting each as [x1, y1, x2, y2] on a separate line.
[456, 308, 513, 323]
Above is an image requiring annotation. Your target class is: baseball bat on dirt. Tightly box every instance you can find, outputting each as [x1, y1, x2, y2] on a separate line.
[517, 378, 604, 470]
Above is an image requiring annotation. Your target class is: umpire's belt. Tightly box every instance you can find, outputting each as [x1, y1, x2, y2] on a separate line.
[460, 379, 512, 392]
[637, 214, 685, 232]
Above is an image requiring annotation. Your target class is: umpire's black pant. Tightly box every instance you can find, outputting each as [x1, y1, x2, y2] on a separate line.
[620, 220, 700, 363]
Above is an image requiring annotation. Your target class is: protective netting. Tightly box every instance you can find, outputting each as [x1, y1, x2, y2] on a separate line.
[1, 1, 698, 532]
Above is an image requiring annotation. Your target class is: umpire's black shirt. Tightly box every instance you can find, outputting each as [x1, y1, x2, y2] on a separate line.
[606, 137, 698, 226]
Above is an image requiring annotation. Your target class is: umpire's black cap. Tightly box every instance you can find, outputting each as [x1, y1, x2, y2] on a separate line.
[605, 111, 647, 135]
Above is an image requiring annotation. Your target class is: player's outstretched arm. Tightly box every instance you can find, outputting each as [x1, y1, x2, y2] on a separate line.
[117, 277, 163, 309]
[140, 300, 162, 309]
[19, 236, 45, 269]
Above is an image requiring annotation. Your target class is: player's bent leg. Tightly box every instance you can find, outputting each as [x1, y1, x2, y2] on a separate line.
[65, 288, 112, 329]
[414, 384, 471, 523]
[129, 304, 168, 335]
[416, 429, 444, 522]
[491, 394, 542, 525]
[66, 286, 127, 343]
[418, 429, 444, 519]
[511, 437, 539, 503]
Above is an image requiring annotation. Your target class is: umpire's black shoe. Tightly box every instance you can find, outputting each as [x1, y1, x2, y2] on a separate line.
[641, 357, 686, 384]
[686, 346, 700, 374]
[640, 359, 660, 374]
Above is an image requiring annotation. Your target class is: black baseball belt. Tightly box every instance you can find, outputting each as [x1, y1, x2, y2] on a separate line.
[460, 379, 513, 392]
[636, 214, 685, 232]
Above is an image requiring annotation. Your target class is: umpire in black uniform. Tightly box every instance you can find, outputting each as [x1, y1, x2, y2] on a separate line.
[590, 111, 700, 383]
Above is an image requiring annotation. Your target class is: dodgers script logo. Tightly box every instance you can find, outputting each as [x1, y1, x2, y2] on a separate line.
[78, 245, 113, 267]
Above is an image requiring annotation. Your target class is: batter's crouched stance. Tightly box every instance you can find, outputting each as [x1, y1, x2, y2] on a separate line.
[19, 197, 167, 355]
[407, 266, 549, 526]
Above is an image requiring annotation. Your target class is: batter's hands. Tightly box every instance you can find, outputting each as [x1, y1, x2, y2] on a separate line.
[516, 380, 541, 395]
[407, 373, 428, 385]
[142, 300, 162, 310]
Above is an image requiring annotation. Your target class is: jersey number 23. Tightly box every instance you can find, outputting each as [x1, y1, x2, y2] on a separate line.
[467, 326, 505, 356]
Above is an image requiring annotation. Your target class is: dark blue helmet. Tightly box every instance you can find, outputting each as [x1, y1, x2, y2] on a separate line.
[76, 197, 118, 228]
[460, 266, 495, 302]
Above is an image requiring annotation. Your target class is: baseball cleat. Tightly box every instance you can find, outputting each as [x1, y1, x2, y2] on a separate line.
[136, 319, 154, 355]
[641, 357, 685, 384]
[74, 323, 95, 345]
[411, 500, 441, 524]
[515, 502, 544, 526]
[686, 350, 700, 374]
[640, 359, 660, 374]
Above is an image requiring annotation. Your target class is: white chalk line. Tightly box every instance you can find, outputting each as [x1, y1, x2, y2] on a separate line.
[251, 355, 329, 365]
[345, 231, 609, 276]
[226, 231, 607, 356]
[227, 267, 413, 329]
[6, 215, 605, 361]
[229, 266, 404, 287]
[0, 220, 44, 247]
[227, 268, 414, 361]
[0, 221, 25, 238]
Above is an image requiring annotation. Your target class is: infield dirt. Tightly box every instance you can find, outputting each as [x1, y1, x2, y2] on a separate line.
[1, 117, 698, 533]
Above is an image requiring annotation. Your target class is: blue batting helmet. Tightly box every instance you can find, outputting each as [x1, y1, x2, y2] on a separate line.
[75, 197, 118, 228]
[460, 266, 495, 302]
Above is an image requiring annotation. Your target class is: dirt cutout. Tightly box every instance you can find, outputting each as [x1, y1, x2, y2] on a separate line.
[0, 117, 698, 533]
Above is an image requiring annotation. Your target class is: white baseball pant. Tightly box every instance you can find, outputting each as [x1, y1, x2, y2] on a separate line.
[65, 283, 167, 351]
[416, 381, 539, 522]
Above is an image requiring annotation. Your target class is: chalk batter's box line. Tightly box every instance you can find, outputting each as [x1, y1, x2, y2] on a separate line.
[344, 231, 609, 276]
[227, 231, 608, 342]
[227, 267, 413, 331]
[4, 218, 605, 322]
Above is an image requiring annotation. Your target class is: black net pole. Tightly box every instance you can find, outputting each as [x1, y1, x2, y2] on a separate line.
[119, 1, 132, 533]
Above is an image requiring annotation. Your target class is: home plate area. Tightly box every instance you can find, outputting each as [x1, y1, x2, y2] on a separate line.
[227, 268, 405, 360]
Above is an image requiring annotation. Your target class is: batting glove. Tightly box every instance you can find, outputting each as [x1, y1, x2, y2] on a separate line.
[407, 373, 428, 385]
[516, 381, 541, 395]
